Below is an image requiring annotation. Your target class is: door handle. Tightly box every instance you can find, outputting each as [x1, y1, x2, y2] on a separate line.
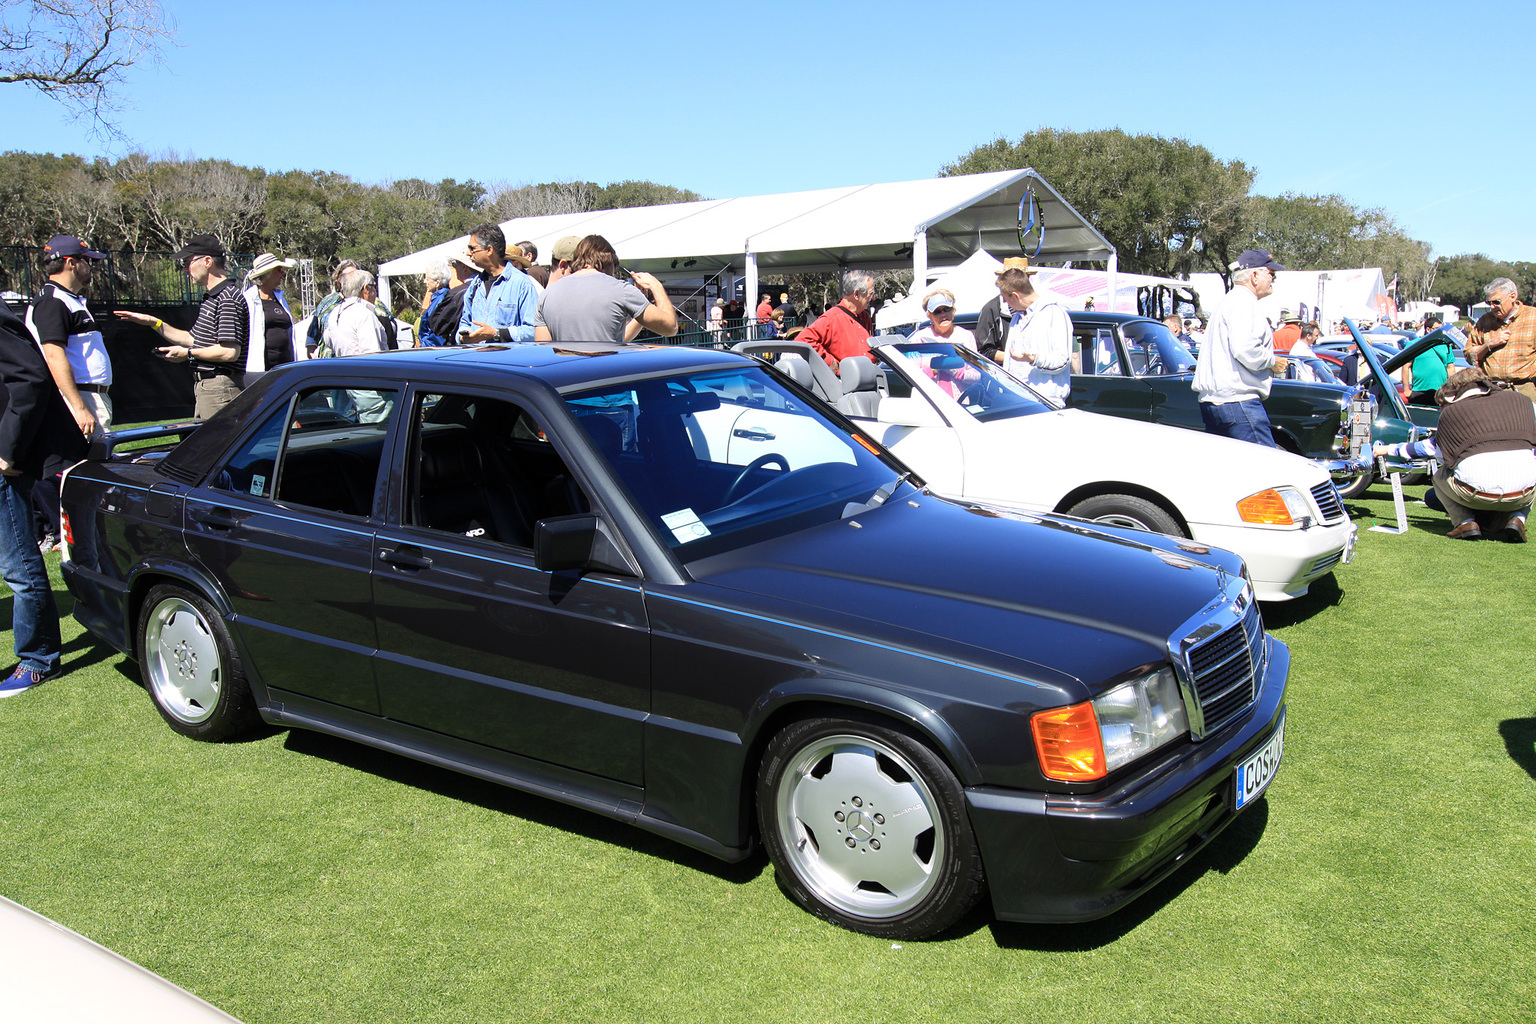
[732, 428, 776, 441]
[378, 547, 433, 571]
[190, 508, 242, 530]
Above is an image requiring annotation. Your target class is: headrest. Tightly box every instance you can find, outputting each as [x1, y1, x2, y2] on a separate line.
[776, 355, 813, 387]
[419, 433, 482, 488]
[840, 356, 879, 394]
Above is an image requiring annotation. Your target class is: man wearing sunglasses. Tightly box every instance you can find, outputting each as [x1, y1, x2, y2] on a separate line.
[116, 234, 249, 419]
[1467, 278, 1536, 403]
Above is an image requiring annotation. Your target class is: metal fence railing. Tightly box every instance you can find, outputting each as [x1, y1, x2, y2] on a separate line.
[0, 247, 263, 308]
[642, 315, 803, 348]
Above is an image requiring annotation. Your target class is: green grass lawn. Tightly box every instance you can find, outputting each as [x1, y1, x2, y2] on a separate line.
[2, 481, 1533, 1023]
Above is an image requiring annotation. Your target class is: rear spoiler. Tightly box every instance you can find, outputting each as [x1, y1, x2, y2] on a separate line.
[87, 421, 201, 460]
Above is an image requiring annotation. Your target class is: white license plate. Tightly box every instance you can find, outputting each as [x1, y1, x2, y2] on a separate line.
[1235, 714, 1284, 810]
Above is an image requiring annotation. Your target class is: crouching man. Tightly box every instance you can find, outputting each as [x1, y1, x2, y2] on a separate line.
[1377, 367, 1536, 542]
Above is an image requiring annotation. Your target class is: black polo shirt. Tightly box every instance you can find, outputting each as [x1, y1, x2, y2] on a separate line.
[190, 278, 249, 376]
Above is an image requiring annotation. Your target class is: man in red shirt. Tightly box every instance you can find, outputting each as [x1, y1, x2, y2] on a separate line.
[1272, 310, 1302, 353]
[799, 270, 877, 369]
[755, 292, 775, 338]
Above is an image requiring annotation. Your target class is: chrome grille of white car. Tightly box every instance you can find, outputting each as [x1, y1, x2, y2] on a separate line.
[1310, 481, 1345, 522]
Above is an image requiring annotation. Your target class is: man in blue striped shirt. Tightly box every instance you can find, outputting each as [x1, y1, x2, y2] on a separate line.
[458, 223, 538, 343]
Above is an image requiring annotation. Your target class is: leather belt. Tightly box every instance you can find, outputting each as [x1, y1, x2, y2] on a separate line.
[75, 383, 109, 394]
[1458, 481, 1535, 502]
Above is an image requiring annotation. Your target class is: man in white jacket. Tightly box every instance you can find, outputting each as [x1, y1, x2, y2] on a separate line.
[1193, 249, 1290, 446]
[997, 260, 1072, 403]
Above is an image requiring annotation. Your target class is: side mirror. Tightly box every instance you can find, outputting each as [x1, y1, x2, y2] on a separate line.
[534, 513, 640, 577]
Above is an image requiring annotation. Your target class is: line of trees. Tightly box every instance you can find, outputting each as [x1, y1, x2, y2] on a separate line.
[0, 149, 702, 307]
[941, 129, 1521, 313]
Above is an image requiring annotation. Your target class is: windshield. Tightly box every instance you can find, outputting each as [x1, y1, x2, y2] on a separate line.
[879, 341, 1056, 421]
[1121, 320, 1197, 374]
[565, 365, 911, 561]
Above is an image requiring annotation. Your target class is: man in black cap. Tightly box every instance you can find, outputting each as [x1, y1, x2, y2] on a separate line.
[0, 303, 89, 697]
[115, 233, 249, 419]
[1192, 248, 1290, 446]
[24, 235, 113, 438]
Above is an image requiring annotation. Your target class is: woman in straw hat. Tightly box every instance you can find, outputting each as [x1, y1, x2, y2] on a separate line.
[243, 252, 303, 375]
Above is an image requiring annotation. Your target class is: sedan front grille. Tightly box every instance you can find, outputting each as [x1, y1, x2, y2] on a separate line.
[1310, 481, 1345, 522]
[1181, 597, 1263, 737]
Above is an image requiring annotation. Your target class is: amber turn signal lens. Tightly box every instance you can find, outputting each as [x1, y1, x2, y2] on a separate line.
[1236, 488, 1294, 525]
[853, 434, 882, 455]
[1031, 702, 1106, 781]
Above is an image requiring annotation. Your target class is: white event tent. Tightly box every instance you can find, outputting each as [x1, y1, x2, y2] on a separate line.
[875, 250, 1197, 330]
[1189, 268, 1395, 329]
[376, 169, 1117, 312]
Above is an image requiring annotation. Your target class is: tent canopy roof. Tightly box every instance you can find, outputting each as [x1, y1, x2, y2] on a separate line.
[379, 169, 1115, 281]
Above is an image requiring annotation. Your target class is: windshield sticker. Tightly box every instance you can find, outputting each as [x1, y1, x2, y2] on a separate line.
[661, 508, 711, 544]
[250, 474, 266, 496]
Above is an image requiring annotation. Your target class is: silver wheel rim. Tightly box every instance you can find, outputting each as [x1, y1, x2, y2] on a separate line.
[1091, 513, 1153, 531]
[144, 598, 222, 725]
[775, 733, 943, 919]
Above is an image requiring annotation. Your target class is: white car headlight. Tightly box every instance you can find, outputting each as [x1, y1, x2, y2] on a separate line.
[1236, 486, 1312, 526]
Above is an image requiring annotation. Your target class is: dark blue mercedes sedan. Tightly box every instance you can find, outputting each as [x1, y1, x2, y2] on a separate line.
[59, 342, 1287, 939]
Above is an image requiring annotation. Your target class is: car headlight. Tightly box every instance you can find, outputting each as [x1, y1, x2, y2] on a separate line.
[1031, 667, 1190, 781]
[1236, 486, 1311, 526]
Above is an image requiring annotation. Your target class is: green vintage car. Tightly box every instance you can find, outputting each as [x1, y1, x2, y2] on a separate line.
[1330, 319, 1446, 497]
[1061, 312, 1374, 491]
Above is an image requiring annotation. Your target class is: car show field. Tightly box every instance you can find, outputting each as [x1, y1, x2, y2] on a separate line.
[2, 442, 1532, 1023]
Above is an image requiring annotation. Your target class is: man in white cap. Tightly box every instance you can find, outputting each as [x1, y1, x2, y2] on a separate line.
[1193, 248, 1289, 446]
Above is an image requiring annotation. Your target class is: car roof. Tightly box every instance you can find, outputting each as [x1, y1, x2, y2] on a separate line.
[306, 342, 746, 391]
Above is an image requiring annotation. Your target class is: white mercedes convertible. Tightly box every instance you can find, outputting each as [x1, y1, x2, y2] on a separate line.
[736, 339, 1356, 602]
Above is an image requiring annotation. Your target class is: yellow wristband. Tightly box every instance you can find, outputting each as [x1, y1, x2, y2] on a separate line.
[153, 318, 164, 331]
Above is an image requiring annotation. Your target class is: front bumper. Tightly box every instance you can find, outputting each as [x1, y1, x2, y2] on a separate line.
[967, 636, 1289, 924]
[1191, 518, 1356, 602]
[1320, 455, 1370, 483]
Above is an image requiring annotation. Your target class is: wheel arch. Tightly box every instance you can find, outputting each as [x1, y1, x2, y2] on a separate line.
[737, 684, 984, 845]
[123, 560, 235, 660]
[1052, 481, 1190, 535]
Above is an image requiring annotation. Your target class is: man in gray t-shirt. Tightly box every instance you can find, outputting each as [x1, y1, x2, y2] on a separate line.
[536, 272, 654, 343]
[533, 234, 678, 345]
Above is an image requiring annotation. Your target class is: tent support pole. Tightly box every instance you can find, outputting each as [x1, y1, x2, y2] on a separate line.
[1106, 253, 1118, 313]
[913, 230, 928, 292]
[745, 253, 759, 325]
[378, 275, 392, 313]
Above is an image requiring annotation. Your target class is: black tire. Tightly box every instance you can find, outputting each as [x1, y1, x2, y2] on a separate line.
[138, 584, 259, 741]
[757, 716, 985, 939]
[1067, 493, 1185, 536]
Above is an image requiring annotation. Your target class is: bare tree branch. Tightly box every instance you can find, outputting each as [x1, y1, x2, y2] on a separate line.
[0, 0, 170, 132]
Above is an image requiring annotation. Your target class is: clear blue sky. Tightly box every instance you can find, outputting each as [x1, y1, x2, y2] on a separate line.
[3, 0, 1519, 263]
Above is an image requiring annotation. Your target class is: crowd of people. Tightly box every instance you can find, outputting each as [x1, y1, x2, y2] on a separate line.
[0, 229, 1532, 699]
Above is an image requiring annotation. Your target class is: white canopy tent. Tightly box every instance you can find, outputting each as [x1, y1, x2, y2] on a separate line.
[875, 250, 1197, 330]
[1189, 268, 1395, 329]
[376, 169, 1117, 312]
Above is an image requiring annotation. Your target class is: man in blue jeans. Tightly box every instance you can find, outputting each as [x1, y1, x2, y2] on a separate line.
[1193, 249, 1290, 446]
[0, 302, 87, 697]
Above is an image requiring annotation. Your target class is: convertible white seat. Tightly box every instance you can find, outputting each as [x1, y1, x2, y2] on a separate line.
[837, 357, 881, 418]
[776, 355, 814, 388]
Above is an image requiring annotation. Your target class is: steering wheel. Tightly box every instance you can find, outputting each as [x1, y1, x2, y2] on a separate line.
[957, 382, 990, 407]
[722, 453, 790, 504]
